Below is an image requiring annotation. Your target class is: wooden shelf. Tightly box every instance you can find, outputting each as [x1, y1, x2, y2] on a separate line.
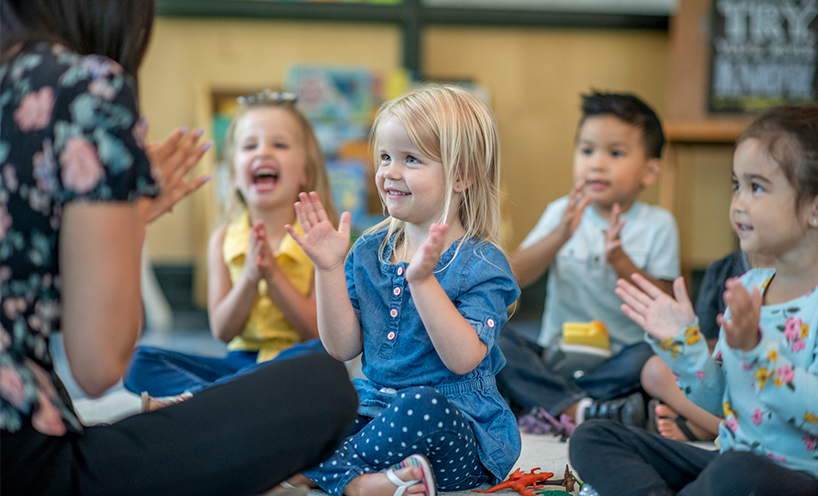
[665, 119, 752, 144]
[155, 0, 669, 72]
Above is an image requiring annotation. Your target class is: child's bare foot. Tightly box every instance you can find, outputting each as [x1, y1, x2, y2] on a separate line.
[654, 404, 713, 442]
[345, 466, 425, 496]
[266, 474, 317, 495]
[284, 474, 317, 489]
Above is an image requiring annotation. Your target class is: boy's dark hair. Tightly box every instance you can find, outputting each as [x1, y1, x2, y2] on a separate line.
[1, 0, 154, 77]
[738, 104, 818, 206]
[579, 91, 665, 159]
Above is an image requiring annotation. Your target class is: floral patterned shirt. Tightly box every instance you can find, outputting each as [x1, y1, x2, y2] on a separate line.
[0, 43, 158, 436]
[648, 268, 818, 476]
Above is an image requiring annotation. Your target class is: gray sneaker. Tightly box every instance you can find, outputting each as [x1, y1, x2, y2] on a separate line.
[584, 391, 646, 428]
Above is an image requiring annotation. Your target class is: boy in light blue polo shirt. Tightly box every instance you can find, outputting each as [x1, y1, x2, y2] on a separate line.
[497, 91, 680, 431]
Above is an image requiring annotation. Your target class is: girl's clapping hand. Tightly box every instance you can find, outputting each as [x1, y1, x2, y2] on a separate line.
[251, 221, 277, 283]
[288, 191, 351, 271]
[615, 274, 696, 341]
[717, 278, 762, 351]
[406, 223, 448, 284]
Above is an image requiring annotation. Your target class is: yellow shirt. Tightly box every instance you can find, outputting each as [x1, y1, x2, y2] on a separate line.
[223, 210, 314, 362]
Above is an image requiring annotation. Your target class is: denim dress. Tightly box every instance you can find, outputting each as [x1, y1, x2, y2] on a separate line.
[345, 230, 522, 483]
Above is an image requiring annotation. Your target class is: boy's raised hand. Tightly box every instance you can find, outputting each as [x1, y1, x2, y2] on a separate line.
[406, 223, 448, 283]
[557, 180, 591, 241]
[615, 274, 696, 340]
[717, 278, 762, 351]
[604, 203, 627, 262]
[287, 191, 351, 271]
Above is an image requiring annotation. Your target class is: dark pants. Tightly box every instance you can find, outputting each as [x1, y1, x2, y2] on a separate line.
[1, 353, 358, 496]
[496, 325, 653, 416]
[123, 338, 327, 397]
[570, 419, 818, 496]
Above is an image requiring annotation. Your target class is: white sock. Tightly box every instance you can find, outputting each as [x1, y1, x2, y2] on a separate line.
[574, 397, 594, 425]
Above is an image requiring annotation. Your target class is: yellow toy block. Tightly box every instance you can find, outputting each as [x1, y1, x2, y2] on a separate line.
[562, 321, 610, 350]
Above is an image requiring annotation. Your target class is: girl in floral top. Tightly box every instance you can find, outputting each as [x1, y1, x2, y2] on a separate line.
[569, 104, 818, 496]
[0, 1, 356, 495]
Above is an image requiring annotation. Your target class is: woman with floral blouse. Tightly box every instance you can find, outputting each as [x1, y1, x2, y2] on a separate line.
[0, 1, 356, 494]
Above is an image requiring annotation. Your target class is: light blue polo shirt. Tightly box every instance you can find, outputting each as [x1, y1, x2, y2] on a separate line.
[520, 197, 680, 352]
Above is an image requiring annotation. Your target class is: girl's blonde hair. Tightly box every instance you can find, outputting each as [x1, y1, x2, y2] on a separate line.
[221, 100, 338, 226]
[366, 84, 503, 253]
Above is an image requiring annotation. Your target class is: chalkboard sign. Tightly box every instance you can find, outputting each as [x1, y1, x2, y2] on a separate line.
[708, 0, 818, 113]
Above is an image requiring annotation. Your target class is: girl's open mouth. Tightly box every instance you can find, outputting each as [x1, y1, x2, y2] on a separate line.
[253, 168, 278, 191]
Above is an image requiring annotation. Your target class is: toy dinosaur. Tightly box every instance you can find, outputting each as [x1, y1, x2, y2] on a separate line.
[471, 468, 555, 496]
[535, 465, 577, 494]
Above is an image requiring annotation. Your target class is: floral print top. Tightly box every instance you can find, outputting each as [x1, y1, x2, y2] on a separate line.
[648, 268, 818, 476]
[0, 43, 158, 436]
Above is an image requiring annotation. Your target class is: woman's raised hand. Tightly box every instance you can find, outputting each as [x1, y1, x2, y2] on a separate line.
[615, 274, 696, 340]
[140, 126, 212, 224]
[287, 191, 351, 271]
[406, 223, 448, 283]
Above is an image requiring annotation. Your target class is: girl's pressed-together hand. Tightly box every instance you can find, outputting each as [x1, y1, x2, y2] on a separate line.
[717, 277, 762, 351]
[615, 274, 696, 340]
[288, 191, 352, 271]
[406, 223, 448, 283]
[251, 221, 277, 283]
[241, 226, 263, 284]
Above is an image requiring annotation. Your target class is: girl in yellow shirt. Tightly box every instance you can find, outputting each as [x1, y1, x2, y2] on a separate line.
[124, 91, 339, 407]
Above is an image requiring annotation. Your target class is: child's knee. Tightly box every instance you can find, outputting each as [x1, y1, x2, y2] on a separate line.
[569, 420, 618, 463]
[640, 355, 669, 396]
[697, 451, 774, 494]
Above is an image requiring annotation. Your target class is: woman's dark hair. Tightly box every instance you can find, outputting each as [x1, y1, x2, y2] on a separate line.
[578, 91, 665, 159]
[1, 0, 155, 76]
[737, 104, 818, 206]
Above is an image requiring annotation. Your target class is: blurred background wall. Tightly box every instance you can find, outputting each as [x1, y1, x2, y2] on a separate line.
[138, 0, 744, 310]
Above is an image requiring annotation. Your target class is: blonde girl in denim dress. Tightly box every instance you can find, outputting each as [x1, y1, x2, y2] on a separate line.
[286, 84, 521, 496]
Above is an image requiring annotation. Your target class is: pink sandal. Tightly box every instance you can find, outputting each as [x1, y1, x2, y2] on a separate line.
[141, 391, 192, 413]
[386, 454, 437, 496]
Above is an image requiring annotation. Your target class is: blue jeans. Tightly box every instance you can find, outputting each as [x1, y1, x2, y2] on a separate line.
[303, 387, 489, 496]
[123, 338, 327, 397]
[496, 325, 654, 417]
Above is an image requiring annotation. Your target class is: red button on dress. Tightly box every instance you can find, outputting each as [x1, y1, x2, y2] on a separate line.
[487, 318, 495, 328]
[390, 309, 398, 318]
[393, 287, 401, 296]
[397, 267, 404, 276]
[387, 332, 396, 340]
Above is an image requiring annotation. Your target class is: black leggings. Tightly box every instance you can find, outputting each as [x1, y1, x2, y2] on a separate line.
[569, 419, 818, 496]
[1, 353, 358, 496]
